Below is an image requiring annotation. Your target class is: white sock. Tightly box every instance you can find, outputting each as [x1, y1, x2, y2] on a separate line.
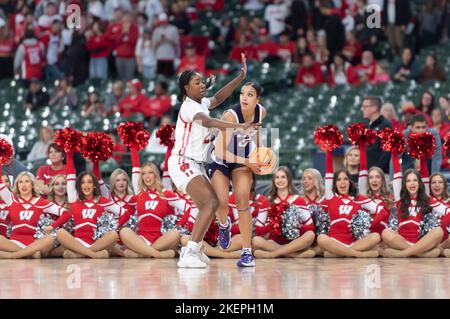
[242, 247, 252, 255]
[187, 240, 200, 253]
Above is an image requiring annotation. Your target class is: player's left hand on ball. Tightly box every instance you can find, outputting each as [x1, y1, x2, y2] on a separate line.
[248, 162, 263, 174]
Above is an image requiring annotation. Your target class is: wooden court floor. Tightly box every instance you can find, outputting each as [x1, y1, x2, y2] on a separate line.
[1, 258, 450, 299]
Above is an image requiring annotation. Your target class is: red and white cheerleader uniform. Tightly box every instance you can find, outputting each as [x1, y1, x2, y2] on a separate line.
[324, 150, 388, 246]
[0, 183, 68, 248]
[52, 152, 130, 248]
[257, 194, 315, 245]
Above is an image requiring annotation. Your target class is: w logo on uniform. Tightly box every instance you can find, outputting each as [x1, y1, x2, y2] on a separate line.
[145, 201, 158, 211]
[82, 209, 97, 219]
[0, 211, 8, 220]
[339, 205, 353, 216]
[19, 211, 34, 220]
[408, 207, 419, 217]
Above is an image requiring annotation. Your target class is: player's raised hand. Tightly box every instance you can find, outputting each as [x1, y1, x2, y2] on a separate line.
[240, 53, 247, 78]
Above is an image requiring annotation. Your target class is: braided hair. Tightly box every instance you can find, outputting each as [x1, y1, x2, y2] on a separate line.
[177, 70, 216, 102]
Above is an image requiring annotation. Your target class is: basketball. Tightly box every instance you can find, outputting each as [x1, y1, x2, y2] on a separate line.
[248, 147, 277, 175]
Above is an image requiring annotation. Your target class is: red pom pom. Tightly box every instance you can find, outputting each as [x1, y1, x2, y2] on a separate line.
[54, 127, 83, 153]
[443, 133, 450, 154]
[347, 122, 377, 145]
[314, 125, 344, 151]
[203, 221, 219, 246]
[81, 132, 114, 162]
[408, 131, 436, 160]
[156, 124, 175, 148]
[267, 201, 289, 238]
[117, 122, 150, 150]
[0, 138, 13, 165]
[378, 128, 406, 154]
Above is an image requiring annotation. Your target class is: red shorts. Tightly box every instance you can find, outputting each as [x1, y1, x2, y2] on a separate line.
[327, 232, 355, 246]
[398, 230, 419, 245]
[371, 216, 389, 235]
[9, 235, 34, 247]
[137, 231, 161, 245]
[268, 235, 291, 245]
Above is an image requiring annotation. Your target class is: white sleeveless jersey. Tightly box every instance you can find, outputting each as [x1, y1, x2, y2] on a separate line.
[173, 97, 213, 162]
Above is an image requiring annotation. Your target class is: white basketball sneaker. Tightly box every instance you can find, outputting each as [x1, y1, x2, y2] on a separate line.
[178, 247, 207, 268]
[198, 242, 211, 265]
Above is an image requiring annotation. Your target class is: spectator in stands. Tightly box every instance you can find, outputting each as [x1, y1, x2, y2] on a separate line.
[86, 21, 110, 80]
[401, 114, 442, 174]
[27, 126, 54, 162]
[136, 28, 157, 80]
[152, 12, 180, 77]
[255, 28, 278, 62]
[104, 0, 132, 22]
[360, 96, 392, 173]
[14, 28, 46, 83]
[0, 18, 15, 79]
[344, 146, 360, 184]
[41, 19, 64, 81]
[249, 16, 266, 41]
[328, 53, 359, 86]
[104, 80, 125, 115]
[400, 101, 418, 129]
[342, 31, 362, 64]
[210, 16, 234, 56]
[119, 78, 148, 117]
[313, 31, 330, 65]
[355, 50, 378, 84]
[0, 134, 28, 184]
[37, 1, 62, 32]
[255, 28, 278, 63]
[382, 0, 411, 55]
[416, 90, 436, 125]
[82, 91, 104, 117]
[61, 30, 89, 87]
[276, 32, 296, 62]
[285, 0, 308, 38]
[306, 29, 318, 53]
[391, 47, 420, 83]
[136, 13, 149, 35]
[431, 107, 450, 140]
[234, 16, 253, 43]
[169, 0, 191, 35]
[439, 95, 450, 120]
[417, 0, 442, 49]
[229, 34, 258, 62]
[264, 0, 288, 41]
[114, 13, 138, 81]
[49, 76, 78, 110]
[419, 53, 447, 84]
[36, 143, 66, 194]
[177, 42, 206, 74]
[314, 0, 346, 56]
[295, 53, 326, 88]
[144, 81, 172, 130]
[24, 78, 50, 111]
[294, 36, 310, 64]
[138, 0, 164, 28]
[381, 102, 403, 131]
